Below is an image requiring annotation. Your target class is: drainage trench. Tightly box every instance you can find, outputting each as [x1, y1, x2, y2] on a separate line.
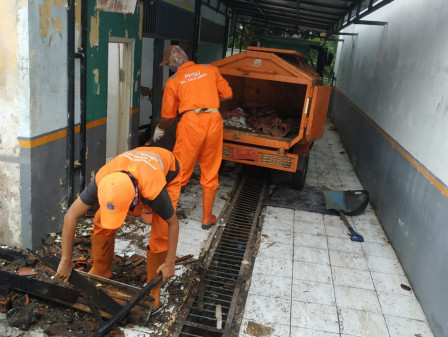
[175, 171, 266, 337]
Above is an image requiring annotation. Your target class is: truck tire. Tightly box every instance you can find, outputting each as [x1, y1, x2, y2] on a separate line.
[291, 155, 309, 190]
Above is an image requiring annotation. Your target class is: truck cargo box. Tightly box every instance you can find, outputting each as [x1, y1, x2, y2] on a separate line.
[212, 46, 331, 189]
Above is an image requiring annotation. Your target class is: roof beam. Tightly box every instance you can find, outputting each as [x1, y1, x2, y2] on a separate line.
[252, 0, 267, 19]
[354, 19, 388, 26]
[300, 0, 351, 11]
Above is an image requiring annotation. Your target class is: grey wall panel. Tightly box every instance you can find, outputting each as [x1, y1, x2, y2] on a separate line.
[331, 90, 448, 337]
[21, 124, 107, 249]
[26, 137, 68, 249]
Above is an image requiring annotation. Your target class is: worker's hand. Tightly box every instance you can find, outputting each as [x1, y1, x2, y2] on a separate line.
[152, 125, 165, 142]
[156, 260, 175, 282]
[55, 259, 74, 283]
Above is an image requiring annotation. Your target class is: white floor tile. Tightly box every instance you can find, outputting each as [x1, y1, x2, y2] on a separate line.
[365, 255, 405, 275]
[178, 226, 209, 246]
[263, 216, 294, 234]
[352, 220, 388, 244]
[290, 327, 340, 337]
[292, 279, 336, 305]
[252, 255, 293, 278]
[377, 292, 427, 320]
[334, 286, 382, 313]
[260, 228, 294, 247]
[248, 273, 292, 299]
[294, 220, 326, 236]
[293, 261, 332, 284]
[291, 301, 339, 333]
[328, 250, 369, 271]
[338, 307, 389, 337]
[293, 246, 330, 265]
[243, 294, 291, 326]
[362, 241, 397, 259]
[323, 214, 345, 226]
[265, 206, 295, 221]
[327, 237, 363, 254]
[294, 210, 324, 223]
[371, 272, 413, 296]
[258, 238, 293, 259]
[332, 266, 374, 290]
[175, 241, 201, 258]
[384, 315, 434, 337]
[325, 223, 351, 239]
[295, 232, 328, 250]
[239, 319, 290, 337]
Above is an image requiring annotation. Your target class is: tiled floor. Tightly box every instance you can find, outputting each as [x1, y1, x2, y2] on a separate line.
[119, 122, 434, 336]
[239, 123, 434, 337]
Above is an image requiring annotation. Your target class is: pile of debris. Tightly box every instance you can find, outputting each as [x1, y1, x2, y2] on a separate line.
[222, 103, 300, 137]
[0, 217, 198, 337]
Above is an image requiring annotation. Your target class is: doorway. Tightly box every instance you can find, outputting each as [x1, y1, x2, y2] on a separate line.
[106, 38, 134, 161]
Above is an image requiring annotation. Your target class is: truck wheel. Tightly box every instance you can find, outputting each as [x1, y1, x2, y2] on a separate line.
[291, 155, 309, 190]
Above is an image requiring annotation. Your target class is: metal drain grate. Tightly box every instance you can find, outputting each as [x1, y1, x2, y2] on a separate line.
[175, 171, 266, 337]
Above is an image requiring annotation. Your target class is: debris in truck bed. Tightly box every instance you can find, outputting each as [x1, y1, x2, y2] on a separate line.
[222, 104, 300, 137]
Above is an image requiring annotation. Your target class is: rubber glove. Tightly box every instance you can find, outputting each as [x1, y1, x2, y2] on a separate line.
[152, 125, 165, 142]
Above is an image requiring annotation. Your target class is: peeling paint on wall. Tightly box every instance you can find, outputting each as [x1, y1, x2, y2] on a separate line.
[138, 4, 143, 40]
[92, 68, 100, 95]
[90, 11, 100, 47]
[0, 0, 24, 247]
[52, 17, 63, 35]
[39, 0, 65, 41]
[54, 0, 65, 7]
[134, 80, 138, 92]
[75, 0, 82, 50]
[39, 0, 52, 39]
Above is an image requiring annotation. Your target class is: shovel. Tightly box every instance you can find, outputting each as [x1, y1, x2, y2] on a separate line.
[323, 190, 369, 242]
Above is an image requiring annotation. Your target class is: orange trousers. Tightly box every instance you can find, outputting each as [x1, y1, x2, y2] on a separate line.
[93, 171, 181, 253]
[174, 112, 223, 189]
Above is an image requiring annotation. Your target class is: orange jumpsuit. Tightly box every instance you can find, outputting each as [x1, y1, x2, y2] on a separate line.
[82, 147, 181, 253]
[161, 61, 233, 189]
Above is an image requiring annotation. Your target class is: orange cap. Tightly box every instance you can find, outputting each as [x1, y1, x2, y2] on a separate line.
[98, 172, 135, 230]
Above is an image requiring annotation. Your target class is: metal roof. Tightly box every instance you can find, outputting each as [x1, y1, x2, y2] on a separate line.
[225, 0, 394, 36]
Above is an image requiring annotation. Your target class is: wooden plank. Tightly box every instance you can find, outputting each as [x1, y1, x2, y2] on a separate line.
[0, 270, 80, 303]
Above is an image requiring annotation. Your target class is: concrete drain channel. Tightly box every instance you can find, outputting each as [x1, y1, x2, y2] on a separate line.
[173, 171, 266, 337]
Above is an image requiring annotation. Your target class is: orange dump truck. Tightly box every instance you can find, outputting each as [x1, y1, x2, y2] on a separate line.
[211, 46, 332, 189]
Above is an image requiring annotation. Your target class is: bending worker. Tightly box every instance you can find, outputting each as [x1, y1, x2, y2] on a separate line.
[55, 147, 181, 314]
[152, 45, 233, 230]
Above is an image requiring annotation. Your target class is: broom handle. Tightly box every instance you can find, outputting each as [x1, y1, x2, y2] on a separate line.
[338, 211, 364, 242]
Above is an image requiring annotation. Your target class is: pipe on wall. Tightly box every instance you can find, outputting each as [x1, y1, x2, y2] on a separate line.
[79, 0, 87, 192]
[222, 9, 230, 58]
[67, 0, 75, 207]
[192, 0, 202, 62]
[231, 13, 237, 55]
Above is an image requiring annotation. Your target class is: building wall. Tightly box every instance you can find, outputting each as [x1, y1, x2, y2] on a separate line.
[0, 1, 28, 247]
[3, 1, 143, 249]
[332, 0, 448, 335]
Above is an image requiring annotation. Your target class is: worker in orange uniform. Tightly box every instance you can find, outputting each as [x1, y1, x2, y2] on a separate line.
[55, 147, 181, 315]
[152, 45, 233, 230]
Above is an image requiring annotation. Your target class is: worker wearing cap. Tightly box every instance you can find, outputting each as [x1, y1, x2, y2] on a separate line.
[153, 45, 233, 230]
[55, 147, 181, 314]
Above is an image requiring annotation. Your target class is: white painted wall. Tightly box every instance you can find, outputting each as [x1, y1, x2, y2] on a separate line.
[0, 1, 27, 247]
[334, 0, 448, 185]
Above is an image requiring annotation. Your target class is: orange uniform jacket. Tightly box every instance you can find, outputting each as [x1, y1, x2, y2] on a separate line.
[81, 147, 182, 253]
[161, 61, 232, 117]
